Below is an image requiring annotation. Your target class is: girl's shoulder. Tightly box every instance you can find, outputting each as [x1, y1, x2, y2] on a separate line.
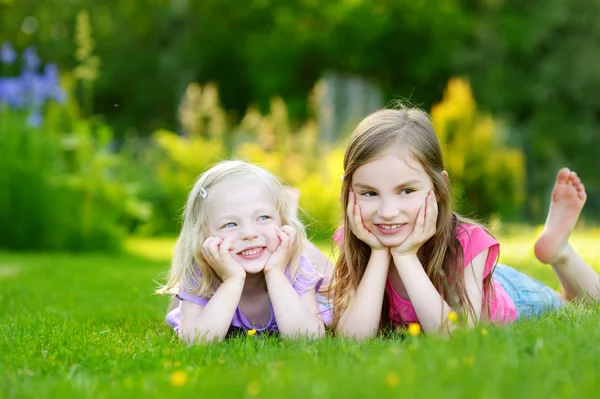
[455, 222, 499, 271]
[455, 222, 497, 245]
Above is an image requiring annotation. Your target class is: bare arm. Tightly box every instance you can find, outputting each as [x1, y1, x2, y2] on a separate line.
[335, 250, 390, 339]
[265, 270, 325, 338]
[179, 277, 245, 344]
[392, 250, 486, 335]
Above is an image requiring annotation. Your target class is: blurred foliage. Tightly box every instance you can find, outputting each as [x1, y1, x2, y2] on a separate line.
[127, 79, 520, 239]
[0, 47, 149, 252]
[432, 78, 525, 220]
[459, 0, 600, 220]
[1, 0, 599, 237]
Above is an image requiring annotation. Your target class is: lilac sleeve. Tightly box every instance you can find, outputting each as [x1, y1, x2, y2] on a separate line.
[176, 290, 210, 307]
[289, 256, 323, 296]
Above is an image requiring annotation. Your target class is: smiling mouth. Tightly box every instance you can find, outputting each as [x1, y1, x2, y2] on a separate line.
[375, 224, 406, 235]
[237, 247, 266, 259]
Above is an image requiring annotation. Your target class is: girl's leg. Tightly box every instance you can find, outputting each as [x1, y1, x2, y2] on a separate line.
[534, 168, 600, 301]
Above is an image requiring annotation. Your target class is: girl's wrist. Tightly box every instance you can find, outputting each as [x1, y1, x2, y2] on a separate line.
[264, 267, 286, 278]
[391, 252, 420, 266]
[222, 274, 246, 284]
[369, 248, 391, 261]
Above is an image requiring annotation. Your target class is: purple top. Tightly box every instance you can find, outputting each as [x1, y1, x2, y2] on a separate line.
[165, 256, 332, 334]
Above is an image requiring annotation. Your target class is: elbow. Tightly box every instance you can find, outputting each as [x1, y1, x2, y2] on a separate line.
[179, 327, 222, 345]
[280, 320, 326, 340]
[335, 325, 377, 341]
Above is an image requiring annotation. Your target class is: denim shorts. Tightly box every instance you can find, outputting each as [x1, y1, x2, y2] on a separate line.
[493, 263, 564, 320]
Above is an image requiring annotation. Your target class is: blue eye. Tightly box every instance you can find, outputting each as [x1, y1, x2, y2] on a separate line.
[222, 222, 237, 228]
[257, 215, 271, 221]
[400, 188, 415, 195]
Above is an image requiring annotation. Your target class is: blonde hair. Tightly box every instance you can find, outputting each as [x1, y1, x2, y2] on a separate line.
[156, 160, 307, 297]
[332, 108, 495, 330]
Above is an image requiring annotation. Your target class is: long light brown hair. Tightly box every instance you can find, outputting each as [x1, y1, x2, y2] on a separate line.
[332, 108, 495, 330]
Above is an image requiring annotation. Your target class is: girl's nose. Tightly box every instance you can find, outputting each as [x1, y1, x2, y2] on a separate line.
[240, 224, 259, 240]
[377, 199, 400, 220]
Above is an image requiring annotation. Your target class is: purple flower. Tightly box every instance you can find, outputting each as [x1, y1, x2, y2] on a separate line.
[0, 77, 24, 108]
[22, 47, 40, 71]
[26, 109, 43, 127]
[0, 46, 68, 118]
[43, 64, 59, 83]
[0, 42, 16, 65]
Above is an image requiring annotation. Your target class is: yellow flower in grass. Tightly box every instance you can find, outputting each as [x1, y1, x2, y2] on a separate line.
[247, 381, 261, 396]
[170, 370, 188, 387]
[407, 323, 421, 336]
[385, 372, 399, 387]
[448, 311, 458, 322]
[247, 329, 257, 337]
[481, 328, 488, 336]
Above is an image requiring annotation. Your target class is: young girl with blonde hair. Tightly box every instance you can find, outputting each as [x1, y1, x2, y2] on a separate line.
[158, 160, 329, 343]
[332, 108, 599, 338]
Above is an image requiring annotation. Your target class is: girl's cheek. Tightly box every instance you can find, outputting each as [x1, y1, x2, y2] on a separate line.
[260, 224, 279, 236]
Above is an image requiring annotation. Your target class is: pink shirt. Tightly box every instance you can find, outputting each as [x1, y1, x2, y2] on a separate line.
[333, 223, 517, 326]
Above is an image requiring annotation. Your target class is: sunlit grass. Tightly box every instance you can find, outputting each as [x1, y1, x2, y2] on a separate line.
[1, 225, 599, 398]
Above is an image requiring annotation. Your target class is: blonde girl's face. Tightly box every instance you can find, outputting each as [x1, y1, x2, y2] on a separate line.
[204, 176, 282, 274]
[351, 149, 435, 248]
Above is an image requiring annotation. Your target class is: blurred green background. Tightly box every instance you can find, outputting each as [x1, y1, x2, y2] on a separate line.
[1, 0, 599, 252]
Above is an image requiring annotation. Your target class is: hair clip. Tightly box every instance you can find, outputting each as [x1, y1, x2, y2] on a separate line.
[199, 187, 208, 199]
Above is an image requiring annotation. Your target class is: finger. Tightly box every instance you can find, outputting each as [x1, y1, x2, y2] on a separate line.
[346, 191, 356, 220]
[427, 192, 438, 236]
[202, 236, 213, 252]
[280, 225, 295, 236]
[281, 225, 296, 243]
[201, 236, 216, 260]
[353, 204, 365, 231]
[278, 229, 290, 248]
[416, 205, 426, 233]
[218, 237, 233, 258]
[207, 237, 223, 261]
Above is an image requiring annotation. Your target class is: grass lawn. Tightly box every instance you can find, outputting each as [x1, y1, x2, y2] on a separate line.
[1, 226, 599, 398]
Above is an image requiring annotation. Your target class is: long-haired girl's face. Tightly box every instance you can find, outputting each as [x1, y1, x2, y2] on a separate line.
[204, 176, 282, 274]
[351, 149, 434, 247]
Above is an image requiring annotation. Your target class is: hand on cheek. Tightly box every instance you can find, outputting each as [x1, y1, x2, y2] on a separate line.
[201, 236, 246, 281]
[347, 191, 386, 251]
[264, 225, 296, 275]
[391, 191, 438, 256]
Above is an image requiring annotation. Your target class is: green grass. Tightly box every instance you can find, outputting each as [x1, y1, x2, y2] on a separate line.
[1, 226, 600, 398]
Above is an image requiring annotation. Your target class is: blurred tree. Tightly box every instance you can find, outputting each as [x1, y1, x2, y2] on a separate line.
[0, 0, 471, 138]
[459, 0, 600, 221]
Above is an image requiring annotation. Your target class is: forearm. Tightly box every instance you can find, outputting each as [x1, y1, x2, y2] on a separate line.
[336, 250, 390, 339]
[393, 254, 456, 335]
[180, 278, 244, 343]
[265, 270, 325, 338]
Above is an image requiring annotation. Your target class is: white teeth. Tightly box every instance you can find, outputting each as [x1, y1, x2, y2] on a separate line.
[241, 248, 262, 256]
[379, 224, 402, 230]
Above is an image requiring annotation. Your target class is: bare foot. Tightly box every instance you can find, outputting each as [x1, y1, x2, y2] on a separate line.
[534, 168, 586, 264]
[283, 186, 301, 220]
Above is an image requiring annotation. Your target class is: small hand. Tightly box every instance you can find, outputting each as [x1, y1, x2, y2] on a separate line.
[347, 191, 386, 251]
[264, 225, 297, 275]
[391, 191, 438, 257]
[201, 236, 246, 281]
